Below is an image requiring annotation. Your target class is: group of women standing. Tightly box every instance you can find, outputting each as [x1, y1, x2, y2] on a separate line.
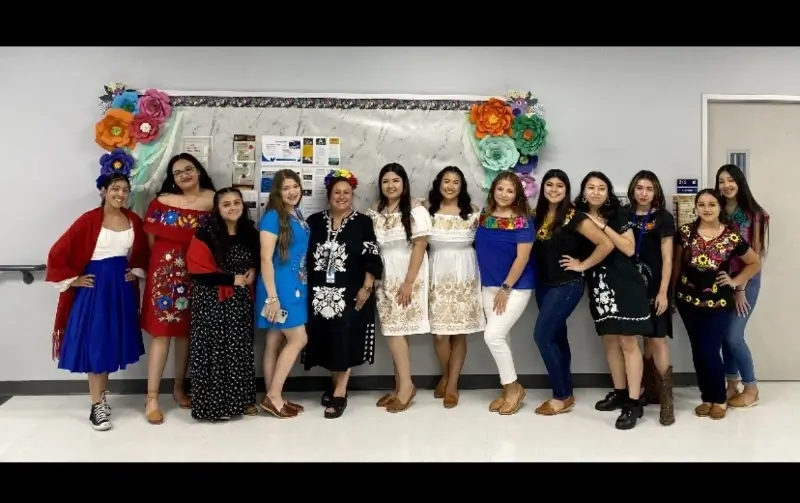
[47, 151, 768, 432]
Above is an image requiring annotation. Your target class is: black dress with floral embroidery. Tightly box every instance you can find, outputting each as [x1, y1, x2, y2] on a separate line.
[673, 224, 750, 310]
[581, 208, 653, 336]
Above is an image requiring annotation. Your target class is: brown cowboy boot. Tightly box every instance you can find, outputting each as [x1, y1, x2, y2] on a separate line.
[659, 366, 675, 426]
[643, 357, 660, 405]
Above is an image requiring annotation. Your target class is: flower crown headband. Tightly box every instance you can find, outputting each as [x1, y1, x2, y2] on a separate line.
[324, 169, 359, 189]
[95, 148, 134, 189]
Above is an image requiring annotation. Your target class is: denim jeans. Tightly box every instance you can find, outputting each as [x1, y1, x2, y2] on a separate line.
[533, 279, 584, 400]
[678, 304, 733, 405]
[722, 273, 760, 385]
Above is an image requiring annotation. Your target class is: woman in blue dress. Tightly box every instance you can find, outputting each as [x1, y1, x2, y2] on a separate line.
[255, 169, 310, 419]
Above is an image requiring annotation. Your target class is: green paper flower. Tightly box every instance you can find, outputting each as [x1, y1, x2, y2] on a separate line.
[477, 135, 520, 173]
[512, 114, 548, 156]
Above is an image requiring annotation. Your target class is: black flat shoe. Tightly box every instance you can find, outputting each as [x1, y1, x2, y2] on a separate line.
[324, 396, 347, 419]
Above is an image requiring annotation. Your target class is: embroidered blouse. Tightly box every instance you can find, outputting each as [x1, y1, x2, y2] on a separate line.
[474, 211, 536, 290]
[673, 224, 750, 310]
[533, 205, 589, 286]
[728, 206, 768, 275]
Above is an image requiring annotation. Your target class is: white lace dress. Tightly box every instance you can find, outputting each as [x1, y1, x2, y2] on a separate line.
[368, 203, 432, 336]
[428, 212, 485, 335]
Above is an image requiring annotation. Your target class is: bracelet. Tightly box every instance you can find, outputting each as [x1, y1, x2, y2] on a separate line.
[265, 297, 278, 305]
[361, 285, 373, 293]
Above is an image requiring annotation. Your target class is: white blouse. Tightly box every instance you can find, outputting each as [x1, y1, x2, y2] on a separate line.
[54, 227, 145, 292]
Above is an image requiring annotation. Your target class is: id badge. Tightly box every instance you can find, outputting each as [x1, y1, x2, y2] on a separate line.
[326, 242, 337, 284]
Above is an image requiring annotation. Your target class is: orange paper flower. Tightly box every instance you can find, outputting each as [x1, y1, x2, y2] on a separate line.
[95, 108, 137, 151]
[469, 98, 514, 139]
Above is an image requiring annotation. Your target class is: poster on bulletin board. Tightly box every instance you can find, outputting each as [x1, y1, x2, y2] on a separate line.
[259, 135, 341, 219]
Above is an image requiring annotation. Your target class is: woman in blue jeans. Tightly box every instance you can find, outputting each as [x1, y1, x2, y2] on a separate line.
[716, 164, 769, 407]
[530, 169, 613, 416]
[671, 189, 761, 420]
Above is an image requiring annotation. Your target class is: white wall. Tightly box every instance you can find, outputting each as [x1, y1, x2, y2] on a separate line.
[1, 46, 798, 382]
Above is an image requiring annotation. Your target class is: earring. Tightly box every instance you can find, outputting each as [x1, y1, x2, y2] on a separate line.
[605, 199, 611, 206]
[582, 196, 587, 203]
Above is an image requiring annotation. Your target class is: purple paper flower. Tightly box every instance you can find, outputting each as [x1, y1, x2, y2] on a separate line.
[517, 173, 538, 199]
[513, 155, 539, 175]
[96, 148, 135, 188]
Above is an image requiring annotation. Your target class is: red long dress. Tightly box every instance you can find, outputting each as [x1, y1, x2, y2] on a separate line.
[141, 199, 210, 338]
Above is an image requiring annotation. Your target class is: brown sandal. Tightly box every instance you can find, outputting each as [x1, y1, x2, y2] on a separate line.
[259, 396, 298, 418]
[489, 395, 505, 412]
[173, 390, 191, 409]
[244, 404, 259, 416]
[499, 387, 526, 415]
[534, 396, 575, 416]
[434, 377, 447, 399]
[443, 393, 459, 409]
[145, 392, 164, 425]
[376, 392, 396, 407]
[386, 388, 417, 413]
[286, 400, 304, 413]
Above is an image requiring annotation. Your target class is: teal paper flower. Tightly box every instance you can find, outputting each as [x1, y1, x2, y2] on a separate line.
[477, 135, 520, 173]
[512, 114, 547, 156]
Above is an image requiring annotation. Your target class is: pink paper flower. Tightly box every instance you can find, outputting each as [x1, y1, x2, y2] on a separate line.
[137, 89, 172, 124]
[517, 173, 538, 199]
[129, 114, 160, 143]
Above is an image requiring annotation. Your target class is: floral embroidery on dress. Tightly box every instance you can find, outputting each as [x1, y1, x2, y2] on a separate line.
[678, 224, 742, 272]
[479, 213, 530, 230]
[311, 286, 347, 319]
[536, 207, 575, 241]
[150, 248, 191, 322]
[147, 208, 208, 229]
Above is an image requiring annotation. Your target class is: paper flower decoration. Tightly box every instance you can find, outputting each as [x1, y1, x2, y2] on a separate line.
[517, 173, 538, 199]
[95, 108, 137, 151]
[324, 168, 358, 189]
[505, 90, 537, 117]
[130, 114, 160, 143]
[469, 98, 514, 139]
[477, 135, 520, 173]
[512, 114, 548, 156]
[96, 148, 135, 189]
[514, 155, 539, 175]
[111, 90, 140, 114]
[138, 89, 172, 124]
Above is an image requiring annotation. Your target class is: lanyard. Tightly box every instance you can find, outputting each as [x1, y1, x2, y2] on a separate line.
[634, 211, 654, 259]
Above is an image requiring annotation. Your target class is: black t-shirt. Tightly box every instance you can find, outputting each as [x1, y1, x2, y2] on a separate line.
[673, 224, 750, 310]
[628, 207, 676, 298]
[533, 205, 589, 286]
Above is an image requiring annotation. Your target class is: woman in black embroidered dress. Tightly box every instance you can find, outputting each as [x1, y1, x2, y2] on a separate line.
[186, 188, 259, 422]
[574, 171, 652, 430]
[302, 170, 383, 418]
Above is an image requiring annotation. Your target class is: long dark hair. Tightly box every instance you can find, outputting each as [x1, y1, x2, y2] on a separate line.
[98, 173, 131, 207]
[715, 164, 769, 256]
[627, 170, 667, 211]
[427, 166, 473, 220]
[265, 169, 303, 261]
[682, 188, 727, 266]
[574, 171, 621, 220]
[377, 163, 413, 241]
[201, 187, 259, 268]
[157, 153, 216, 195]
[534, 169, 572, 235]
[485, 171, 530, 217]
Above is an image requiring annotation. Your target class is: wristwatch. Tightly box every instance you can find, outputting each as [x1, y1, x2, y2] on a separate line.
[501, 283, 511, 293]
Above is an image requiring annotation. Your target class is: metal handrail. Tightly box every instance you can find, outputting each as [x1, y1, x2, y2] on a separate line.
[0, 264, 46, 284]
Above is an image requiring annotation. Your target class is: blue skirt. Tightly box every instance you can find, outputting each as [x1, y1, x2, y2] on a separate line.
[58, 256, 145, 374]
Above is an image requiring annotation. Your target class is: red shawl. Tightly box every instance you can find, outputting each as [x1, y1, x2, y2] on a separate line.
[46, 207, 149, 360]
[186, 236, 254, 302]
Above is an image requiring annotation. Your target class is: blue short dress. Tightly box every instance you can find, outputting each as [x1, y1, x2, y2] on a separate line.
[255, 209, 310, 330]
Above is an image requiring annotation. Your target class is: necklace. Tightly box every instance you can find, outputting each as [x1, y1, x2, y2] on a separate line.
[698, 224, 723, 240]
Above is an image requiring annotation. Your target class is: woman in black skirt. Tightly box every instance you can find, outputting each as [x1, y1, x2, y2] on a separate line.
[574, 171, 652, 430]
[625, 170, 676, 426]
[186, 188, 260, 422]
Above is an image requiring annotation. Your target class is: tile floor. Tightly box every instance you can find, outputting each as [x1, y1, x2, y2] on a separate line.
[0, 382, 797, 462]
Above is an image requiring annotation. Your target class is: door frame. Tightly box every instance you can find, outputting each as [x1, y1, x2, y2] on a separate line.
[701, 94, 800, 189]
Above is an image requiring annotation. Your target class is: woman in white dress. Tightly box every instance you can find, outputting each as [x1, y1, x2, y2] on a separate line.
[368, 163, 432, 413]
[425, 166, 484, 408]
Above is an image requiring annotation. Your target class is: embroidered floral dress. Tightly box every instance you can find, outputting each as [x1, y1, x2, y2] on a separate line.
[141, 199, 210, 338]
[428, 212, 485, 335]
[580, 208, 652, 336]
[368, 203, 432, 336]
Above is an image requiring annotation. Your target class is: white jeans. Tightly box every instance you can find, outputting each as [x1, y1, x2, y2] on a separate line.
[482, 286, 532, 385]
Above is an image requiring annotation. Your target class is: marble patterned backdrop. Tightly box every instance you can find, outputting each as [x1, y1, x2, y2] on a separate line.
[137, 95, 492, 212]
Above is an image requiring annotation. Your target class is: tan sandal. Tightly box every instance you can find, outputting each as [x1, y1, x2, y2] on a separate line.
[534, 396, 575, 416]
[386, 388, 416, 413]
[434, 377, 448, 399]
[145, 392, 164, 425]
[443, 393, 459, 409]
[489, 394, 505, 412]
[376, 392, 396, 407]
[499, 387, 526, 415]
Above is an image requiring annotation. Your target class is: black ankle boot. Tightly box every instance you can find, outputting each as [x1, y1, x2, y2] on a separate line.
[615, 399, 644, 430]
[595, 389, 628, 411]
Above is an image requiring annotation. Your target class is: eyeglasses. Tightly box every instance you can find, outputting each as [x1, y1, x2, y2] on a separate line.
[173, 166, 196, 178]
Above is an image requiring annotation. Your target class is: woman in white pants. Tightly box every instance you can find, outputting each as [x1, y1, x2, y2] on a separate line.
[474, 172, 536, 415]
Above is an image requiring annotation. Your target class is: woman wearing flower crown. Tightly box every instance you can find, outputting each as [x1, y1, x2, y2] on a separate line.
[302, 169, 383, 418]
[45, 164, 149, 432]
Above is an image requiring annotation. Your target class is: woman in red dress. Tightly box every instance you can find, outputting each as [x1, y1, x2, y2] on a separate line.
[142, 153, 216, 424]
